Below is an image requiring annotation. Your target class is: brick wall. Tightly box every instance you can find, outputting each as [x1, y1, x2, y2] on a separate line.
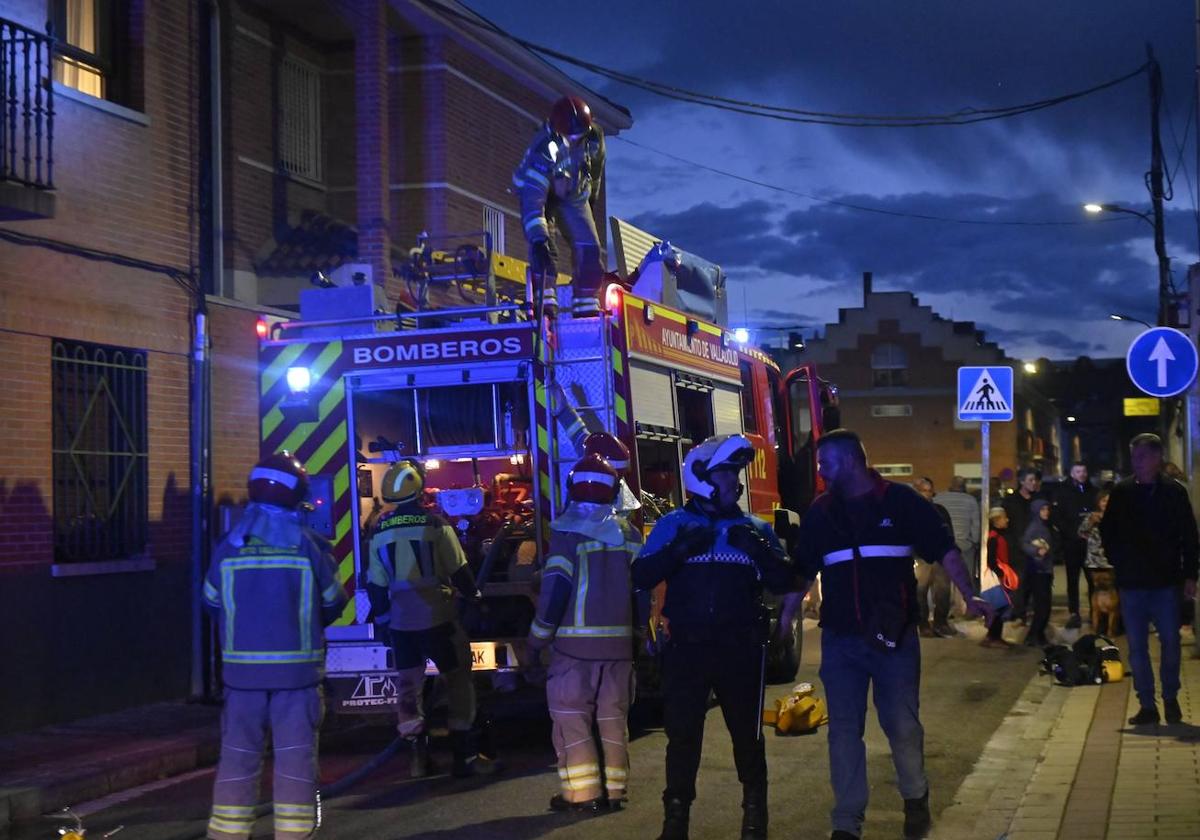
[208, 302, 262, 507]
[0, 1, 199, 731]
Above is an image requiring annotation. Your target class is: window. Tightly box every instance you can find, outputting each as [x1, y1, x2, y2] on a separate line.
[875, 464, 913, 477]
[52, 339, 148, 563]
[871, 342, 908, 387]
[871, 404, 912, 417]
[483, 204, 506, 256]
[739, 361, 758, 434]
[279, 55, 322, 182]
[52, 0, 124, 102]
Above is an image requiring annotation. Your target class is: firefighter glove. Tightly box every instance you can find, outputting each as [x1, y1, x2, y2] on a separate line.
[530, 239, 556, 278]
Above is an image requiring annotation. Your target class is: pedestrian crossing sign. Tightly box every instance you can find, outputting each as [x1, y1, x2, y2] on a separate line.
[957, 366, 1013, 422]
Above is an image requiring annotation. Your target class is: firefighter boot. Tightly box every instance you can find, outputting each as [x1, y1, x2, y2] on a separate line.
[408, 733, 432, 778]
[740, 783, 768, 839]
[657, 796, 690, 840]
[451, 729, 500, 778]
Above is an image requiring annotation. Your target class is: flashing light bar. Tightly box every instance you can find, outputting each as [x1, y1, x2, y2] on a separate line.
[286, 366, 312, 393]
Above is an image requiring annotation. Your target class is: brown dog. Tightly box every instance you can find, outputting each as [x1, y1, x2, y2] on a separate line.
[1090, 569, 1121, 636]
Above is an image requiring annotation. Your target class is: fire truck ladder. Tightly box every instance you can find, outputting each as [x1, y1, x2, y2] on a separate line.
[544, 312, 616, 515]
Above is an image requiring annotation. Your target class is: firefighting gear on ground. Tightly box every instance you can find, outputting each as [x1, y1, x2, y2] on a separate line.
[1040, 634, 1125, 686]
[513, 95, 606, 315]
[48, 808, 123, 839]
[762, 682, 830, 735]
[205, 457, 349, 840]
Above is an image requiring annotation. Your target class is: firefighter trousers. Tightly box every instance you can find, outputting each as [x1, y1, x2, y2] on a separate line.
[547, 654, 635, 803]
[547, 197, 603, 302]
[207, 687, 323, 840]
[661, 636, 767, 805]
[390, 621, 476, 736]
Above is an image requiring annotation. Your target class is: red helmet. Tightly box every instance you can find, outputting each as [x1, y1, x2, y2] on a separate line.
[549, 96, 593, 138]
[248, 451, 309, 509]
[583, 432, 630, 473]
[567, 454, 619, 504]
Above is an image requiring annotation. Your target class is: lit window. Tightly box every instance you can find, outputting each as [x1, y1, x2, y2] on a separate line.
[52, 0, 111, 100]
[280, 55, 322, 182]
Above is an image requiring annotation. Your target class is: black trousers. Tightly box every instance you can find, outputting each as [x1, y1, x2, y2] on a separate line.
[1025, 574, 1053, 645]
[661, 635, 767, 804]
[1063, 539, 1088, 616]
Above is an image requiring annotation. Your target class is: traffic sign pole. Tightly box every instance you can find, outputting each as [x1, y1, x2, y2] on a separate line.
[980, 420, 990, 585]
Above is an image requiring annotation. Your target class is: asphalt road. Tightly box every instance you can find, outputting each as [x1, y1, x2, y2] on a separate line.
[14, 621, 1043, 840]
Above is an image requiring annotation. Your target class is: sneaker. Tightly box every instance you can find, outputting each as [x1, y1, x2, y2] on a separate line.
[903, 789, 932, 839]
[1164, 698, 1183, 724]
[1066, 613, 1082, 630]
[1128, 706, 1160, 726]
[918, 624, 936, 638]
[932, 622, 958, 638]
[980, 637, 1011, 649]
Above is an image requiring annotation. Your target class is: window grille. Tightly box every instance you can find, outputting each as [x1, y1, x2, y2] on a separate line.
[483, 204, 505, 255]
[52, 339, 148, 563]
[279, 55, 321, 182]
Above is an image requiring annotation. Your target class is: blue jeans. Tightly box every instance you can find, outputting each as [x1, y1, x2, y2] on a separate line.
[819, 627, 927, 836]
[1120, 587, 1181, 708]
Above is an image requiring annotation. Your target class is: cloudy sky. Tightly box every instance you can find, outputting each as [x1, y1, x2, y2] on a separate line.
[466, 0, 1198, 360]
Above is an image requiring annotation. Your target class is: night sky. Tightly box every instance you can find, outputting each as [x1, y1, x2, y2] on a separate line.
[464, 0, 1198, 361]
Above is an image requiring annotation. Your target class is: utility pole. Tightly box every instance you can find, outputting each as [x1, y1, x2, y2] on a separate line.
[1147, 46, 1171, 327]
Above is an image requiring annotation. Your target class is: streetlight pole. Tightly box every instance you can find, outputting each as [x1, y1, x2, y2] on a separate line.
[1147, 46, 1172, 327]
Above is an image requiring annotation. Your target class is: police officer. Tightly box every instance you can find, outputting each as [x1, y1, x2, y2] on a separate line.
[632, 434, 798, 840]
[528, 453, 642, 813]
[205, 451, 348, 840]
[512, 95, 606, 316]
[365, 459, 497, 778]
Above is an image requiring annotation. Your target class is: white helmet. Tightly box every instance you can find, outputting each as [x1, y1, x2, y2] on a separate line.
[683, 434, 755, 501]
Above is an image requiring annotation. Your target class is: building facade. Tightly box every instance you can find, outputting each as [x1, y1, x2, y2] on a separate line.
[775, 275, 1059, 495]
[0, 0, 629, 732]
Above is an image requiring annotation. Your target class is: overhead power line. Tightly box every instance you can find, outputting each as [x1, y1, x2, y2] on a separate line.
[612, 136, 1133, 227]
[437, 0, 1146, 128]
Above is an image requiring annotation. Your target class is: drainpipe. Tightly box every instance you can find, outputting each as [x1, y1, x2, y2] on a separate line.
[190, 0, 222, 700]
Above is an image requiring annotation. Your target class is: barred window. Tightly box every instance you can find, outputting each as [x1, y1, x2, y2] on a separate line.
[52, 339, 148, 563]
[279, 54, 322, 182]
[483, 204, 506, 256]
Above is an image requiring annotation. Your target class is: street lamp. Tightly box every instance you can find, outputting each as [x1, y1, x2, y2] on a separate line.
[1084, 201, 1171, 325]
[1109, 313, 1154, 329]
[1023, 361, 1038, 374]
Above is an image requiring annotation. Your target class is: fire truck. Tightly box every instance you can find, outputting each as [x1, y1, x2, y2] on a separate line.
[256, 234, 837, 713]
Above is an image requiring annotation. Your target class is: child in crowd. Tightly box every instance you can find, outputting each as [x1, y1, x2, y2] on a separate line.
[981, 506, 1017, 648]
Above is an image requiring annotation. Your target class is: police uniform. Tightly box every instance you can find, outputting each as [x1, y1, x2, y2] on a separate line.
[365, 499, 483, 767]
[529, 501, 642, 806]
[204, 502, 347, 840]
[512, 121, 606, 306]
[632, 499, 794, 831]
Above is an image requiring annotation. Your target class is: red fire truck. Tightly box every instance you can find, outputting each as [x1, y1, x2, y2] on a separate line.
[256, 236, 837, 713]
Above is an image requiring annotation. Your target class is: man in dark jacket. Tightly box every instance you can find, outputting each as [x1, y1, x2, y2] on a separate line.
[632, 434, 798, 840]
[1002, 467, 1042, 620]
[791, 430, 992, 840]
[1053, 461, 1098, 629]
[1100, 434, 1199, 725]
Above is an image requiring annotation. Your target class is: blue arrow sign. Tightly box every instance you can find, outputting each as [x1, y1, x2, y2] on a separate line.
[1125, 327, 1198, 398]
[957, 366, 1013, 422]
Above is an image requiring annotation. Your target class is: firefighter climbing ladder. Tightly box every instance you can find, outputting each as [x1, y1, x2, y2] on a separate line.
[544, 311, 617, 515]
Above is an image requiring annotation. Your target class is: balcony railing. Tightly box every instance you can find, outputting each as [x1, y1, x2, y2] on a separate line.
[1, 18, 54, 189]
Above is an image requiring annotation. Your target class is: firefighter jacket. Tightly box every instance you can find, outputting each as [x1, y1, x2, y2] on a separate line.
[792, 472, 956, 637]
[632, 499, 795, 643]
[366, 502, 477, 631]
[529, 502, 642, 660]
[204, 503, 348, 690]
[512, 122, 606, 245]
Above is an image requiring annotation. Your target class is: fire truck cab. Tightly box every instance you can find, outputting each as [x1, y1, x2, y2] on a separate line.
[256, 234, 836, 713]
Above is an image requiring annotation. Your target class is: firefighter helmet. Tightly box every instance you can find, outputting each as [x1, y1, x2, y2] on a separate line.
[382, 460, 424, 504]
[549, 95, 593, 138]
[567, 453, 619, 504]
[683, 434, 755, 501]
[248, 451, 309, 509]
[583, 431, 630, 472]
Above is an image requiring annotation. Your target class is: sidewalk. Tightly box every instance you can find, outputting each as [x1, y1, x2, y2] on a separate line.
[0, 701, 221, 832]
[934, 570, 1200, 840]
